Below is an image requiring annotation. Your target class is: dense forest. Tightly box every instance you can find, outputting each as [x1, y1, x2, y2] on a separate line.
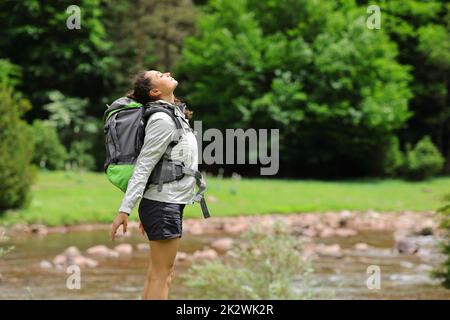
[0, 0, 448, 193]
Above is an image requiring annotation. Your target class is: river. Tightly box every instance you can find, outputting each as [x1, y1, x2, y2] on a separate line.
[0, 227, 449, 299]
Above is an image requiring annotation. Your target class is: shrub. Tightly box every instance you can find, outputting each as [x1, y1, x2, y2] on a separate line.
[432, 194, 450, 289]
[0, 84, 36, 211]
[31, 120, 68, 170]
[67, 141, 96, 171]
[403, 136, 444, 180]
[382, 136, 405, 177]
[43, 90, 97, 170]
[181, 220, 331, 299]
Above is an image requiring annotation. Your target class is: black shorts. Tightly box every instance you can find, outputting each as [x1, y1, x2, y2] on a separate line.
[138, 198, 186, 241]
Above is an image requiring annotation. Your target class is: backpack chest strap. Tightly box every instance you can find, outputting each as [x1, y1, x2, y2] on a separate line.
[180, 167, 210, 218]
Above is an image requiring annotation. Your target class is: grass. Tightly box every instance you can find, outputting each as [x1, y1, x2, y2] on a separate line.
[1, 170, 449, 226]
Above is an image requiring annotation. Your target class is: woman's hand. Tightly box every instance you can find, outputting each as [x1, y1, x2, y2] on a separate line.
[110, 212, 129, 241]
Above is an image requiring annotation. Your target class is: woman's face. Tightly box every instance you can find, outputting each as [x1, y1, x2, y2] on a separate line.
[147, 70, 178, 98]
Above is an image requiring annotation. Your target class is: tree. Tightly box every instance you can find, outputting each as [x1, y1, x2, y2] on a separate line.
[176, 0, 412, 178]
[0, 60, 36, 211]
[43, 90, 98, 170]
[0, 0, 115, 120]
[31, 120, 68, 170]
[103, 0, 197, 95]
[358, 0, 450, 173]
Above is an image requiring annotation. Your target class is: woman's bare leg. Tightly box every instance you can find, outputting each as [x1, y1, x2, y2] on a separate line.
[142, 237, 180, 300]
[141, 248, 152, 300]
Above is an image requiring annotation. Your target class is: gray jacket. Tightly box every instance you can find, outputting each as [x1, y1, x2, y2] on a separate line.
[118, 100, 198, 214]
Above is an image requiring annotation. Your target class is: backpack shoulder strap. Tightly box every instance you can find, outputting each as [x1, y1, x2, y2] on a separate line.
[143, 104, 184, 143]
[142, 103, 185, 194]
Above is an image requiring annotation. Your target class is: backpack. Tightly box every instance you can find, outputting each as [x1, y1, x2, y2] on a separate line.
[103, 97, 210, 218]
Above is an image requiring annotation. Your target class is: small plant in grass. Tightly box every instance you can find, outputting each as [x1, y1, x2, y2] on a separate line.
[181, 220, 330, 299]
[432, 193, 450, 289]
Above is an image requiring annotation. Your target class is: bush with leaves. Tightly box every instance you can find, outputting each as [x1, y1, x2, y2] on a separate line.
[403, 136, 444, 180]
[181, 220, 331, 299]
[43, 90, 97, 170]
[381, 135, 405, 177]
[31, 120, 68, 170]
[176, 0, 413, 178]
[432, 194, 450, 289]
[0, 85, 36, 210]
[0, 60, 36, 211]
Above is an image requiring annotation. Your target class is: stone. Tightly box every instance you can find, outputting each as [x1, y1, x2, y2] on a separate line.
[319, 228, 334, 238]
[302, 228, 317, 238]
[224, 222, 248, 234]
[354, 243, 369, 251]
[114, 244, 133, 255]
[396, 238, 419, 254]
[40, 260, 53, 269]
[210, 237, 234, 252]
[176, 251, 189, 261]
[63, 246, 82, 258]
[338, 210, 352, 227]
[191, 248, 219, 261]
[418, 219, 435, 236]
[187, 223, 204, 235]
[399, 261, 414, 269]
[419, 226, 433, 236]
[86, 245, 119, 258]
[52, 254, 67, 266]
[335, 228, 357, 237]
[136, 243, 149, 252]
[30, 224, 48, 236]
[315, 244, 343, 258]
[71, 255, 98, 268]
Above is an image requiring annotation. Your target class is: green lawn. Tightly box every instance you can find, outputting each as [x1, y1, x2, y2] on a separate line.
[1, 170, 449, 226]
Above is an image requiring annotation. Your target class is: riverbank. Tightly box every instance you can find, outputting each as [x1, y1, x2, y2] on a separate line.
[0, 170, 449, 227]
[4, 209, 442, 238]
[1, 209, 448, 299]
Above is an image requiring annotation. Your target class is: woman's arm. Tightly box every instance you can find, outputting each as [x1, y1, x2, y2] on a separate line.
[118, 113, 176, 214]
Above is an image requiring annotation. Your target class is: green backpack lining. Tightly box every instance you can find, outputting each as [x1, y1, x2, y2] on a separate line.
[106, 164, 135, 193]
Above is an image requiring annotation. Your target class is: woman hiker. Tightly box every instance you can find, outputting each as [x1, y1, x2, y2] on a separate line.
[110, 70, 202, 300]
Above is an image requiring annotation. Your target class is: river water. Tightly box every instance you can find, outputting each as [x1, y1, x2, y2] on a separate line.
[0, 228, 449, 300]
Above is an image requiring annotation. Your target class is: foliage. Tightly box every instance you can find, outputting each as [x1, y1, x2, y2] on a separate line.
[0, 0, 448, 178]
[43, 90, 97, 170]
[358, 0, 450, 173]
[176, 0, 413, 177]
[432, 194, 450, 289]
[381, 136, 405, 177]
[0, 0, 115, 115]
[103, 0, 197, 94]
[0, 82, 36, 211]
[181, 221, 327, 299]
[0, 59, 22, 88]
[31, 120, 68, 170]
[403, 136, 445, 181]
